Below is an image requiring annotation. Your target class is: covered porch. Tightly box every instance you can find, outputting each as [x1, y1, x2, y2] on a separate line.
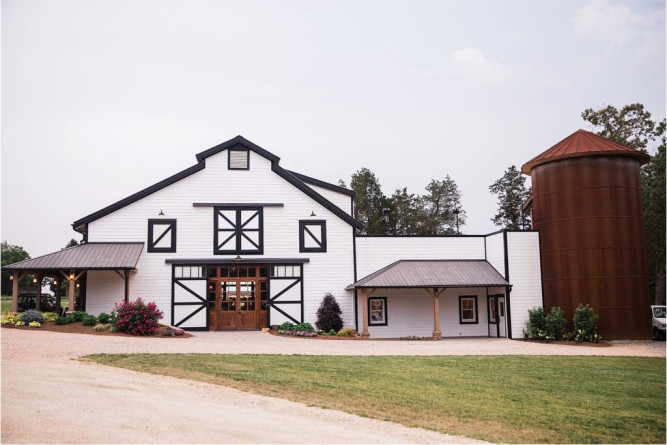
[347, 260, 510, 340]
[2, 242, 143, 314]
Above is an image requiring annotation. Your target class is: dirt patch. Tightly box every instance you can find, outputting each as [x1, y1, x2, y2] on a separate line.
[2, 323, 192, 338]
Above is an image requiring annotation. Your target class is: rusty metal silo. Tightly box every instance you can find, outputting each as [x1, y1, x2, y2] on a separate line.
[522, 129, 651, 339]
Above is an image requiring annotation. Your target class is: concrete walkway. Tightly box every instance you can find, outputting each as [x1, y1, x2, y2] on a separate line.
[2, 329, 664, 444]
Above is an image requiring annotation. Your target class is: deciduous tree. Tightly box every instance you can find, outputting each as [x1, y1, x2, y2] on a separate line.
[1, 242, 30, 295]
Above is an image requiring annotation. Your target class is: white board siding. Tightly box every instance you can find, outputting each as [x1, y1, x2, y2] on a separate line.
[357, 288, 489, 339]
[506, 231, 544, 339]
[485, 232, 505, 277]
[85, 149, 356, 327]
[85, 270, 126, 316]
[355, 237, 486, 279]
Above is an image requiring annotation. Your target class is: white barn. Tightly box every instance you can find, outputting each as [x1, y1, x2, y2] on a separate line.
[5, 136, 543, 339]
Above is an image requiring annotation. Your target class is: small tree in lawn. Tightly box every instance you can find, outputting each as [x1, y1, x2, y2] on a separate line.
[316, 293, 343, 333]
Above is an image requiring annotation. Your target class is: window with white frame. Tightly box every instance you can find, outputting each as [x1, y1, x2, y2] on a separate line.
[459, 296, 478, 324]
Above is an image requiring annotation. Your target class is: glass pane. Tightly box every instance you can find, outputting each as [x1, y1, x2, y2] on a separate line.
[208, 267, 217, 278]
[239, 267, 248, 278]
[248, 301, 256, 311]
[221, 302, 229, 311]
[229, 267, 238, 278]
[220, 267, 229, 278]
[229, 298, 236, 311]
[260, 281, 267, 291]
[259, 267, 268, 277]
[248, 267, 256, 277]
[261, 301, 268, 310]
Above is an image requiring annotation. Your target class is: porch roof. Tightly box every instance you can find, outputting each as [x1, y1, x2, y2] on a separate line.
[2, 242, 144, 271]
[346, 260, 509, 290]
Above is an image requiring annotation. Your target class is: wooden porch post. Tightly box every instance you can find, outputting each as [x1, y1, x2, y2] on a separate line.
[11, 272, 20, 313]
[432, 287, 445, 340]
[55, 278, 62, 316]
[68, 276, 76, 314]
[124, 270, 130, 303]
[34, 273, 42, 312]
[361, 288, 370, 338]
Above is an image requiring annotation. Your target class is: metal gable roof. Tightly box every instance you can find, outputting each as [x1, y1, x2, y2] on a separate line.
[346, 260, 509, 290]
[522, 129, 651, 174]
[2, 243, 144, 271]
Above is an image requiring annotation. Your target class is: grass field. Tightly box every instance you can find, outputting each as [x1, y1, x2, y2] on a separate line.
[83, 354, 666, 443]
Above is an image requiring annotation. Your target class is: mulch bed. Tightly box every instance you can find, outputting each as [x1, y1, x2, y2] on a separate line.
[268, 330, 362, 340]
[2, 322, 192, 338]
[519, 338, 611, 347]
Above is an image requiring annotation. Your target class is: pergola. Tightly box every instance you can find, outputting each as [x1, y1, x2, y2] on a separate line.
[346, 260, 510, 340]
[2, 243, 143, 314]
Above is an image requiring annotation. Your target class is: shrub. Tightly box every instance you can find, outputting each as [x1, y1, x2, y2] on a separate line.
[545, 307, 566, 341]
[81, 315, 98, 326]
[573, 304, 599, 342]
[279, 322, 295, 331]
[20, 310, 45, 324]
[55, 316, 77, 325]
[14, 321, 25, 327]
[112, 298, 164, 336]
[294, 322, 314, 332]
[42, 312, 58, 322]
[28, 321, 41, 328]
[97, 312, 112, 324]
[315, 293, 343, 333]
[1, 314, 19, 325]
[93, 323, 110, 332]
[526, 307, 546, 339]
[72, 311, 88, 322]
[336, 328, 356, 337]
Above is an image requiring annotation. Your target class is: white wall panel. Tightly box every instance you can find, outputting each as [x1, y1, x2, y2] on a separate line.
[86, 149, 356, 327]
[85, 270, 126, 316]
[357, 288, 489, 339]
[485, 232, 505, 277]
[356, 237, 486, 279]
[303, 183, 352, 216]
[506, 231, 543, 339]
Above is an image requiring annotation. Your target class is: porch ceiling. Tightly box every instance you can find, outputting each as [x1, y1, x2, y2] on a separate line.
[346, 260, 509, 290]
[2, 242, 144, 271]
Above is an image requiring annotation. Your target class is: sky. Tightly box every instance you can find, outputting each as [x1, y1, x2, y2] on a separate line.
[2, 0, 665, 257]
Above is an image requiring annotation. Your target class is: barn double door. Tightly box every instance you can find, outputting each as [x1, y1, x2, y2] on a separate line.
[207, 266, 269, 330]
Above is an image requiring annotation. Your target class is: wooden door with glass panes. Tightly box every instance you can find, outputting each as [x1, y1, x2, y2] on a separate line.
[207, 266, 269, 330]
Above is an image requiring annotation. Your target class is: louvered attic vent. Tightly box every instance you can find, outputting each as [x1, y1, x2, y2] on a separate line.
[228, 148, 249, 170]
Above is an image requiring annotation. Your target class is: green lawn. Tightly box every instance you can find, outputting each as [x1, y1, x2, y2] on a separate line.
[83, 354, 666, 443]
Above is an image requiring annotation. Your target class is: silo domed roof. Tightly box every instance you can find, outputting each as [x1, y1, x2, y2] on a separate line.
[521, 129, 651, 174]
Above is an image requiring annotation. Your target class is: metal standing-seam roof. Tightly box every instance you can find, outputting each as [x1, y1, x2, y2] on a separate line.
[2, 242, 144, 271]
[346, 260, 509, 290]
[521, 129, 651, 174]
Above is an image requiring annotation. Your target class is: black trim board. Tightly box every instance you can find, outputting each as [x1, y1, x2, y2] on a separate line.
[272, 164, 363, 230]
[193, 203, 284, 207]
[73, 135, 363, 233]
[299, 220, 327, 253]
[166, 258, 310, 265]
[287, 170, 356, 197]
[503, 230, 513, 339]
[196, 136, 280, 163]
[73, 162, 205, 231]
[148, 219, 177, 253]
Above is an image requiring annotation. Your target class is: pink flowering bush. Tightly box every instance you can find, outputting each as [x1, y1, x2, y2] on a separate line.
[111, 298, 164, 336]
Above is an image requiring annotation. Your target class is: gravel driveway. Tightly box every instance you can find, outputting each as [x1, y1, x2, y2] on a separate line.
[2, 329, 664, 444]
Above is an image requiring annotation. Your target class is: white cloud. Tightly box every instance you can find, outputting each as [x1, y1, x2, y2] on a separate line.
[574, 0, 656, 45]
[408, 66, 438, 78]
[448, 48, 510, 86]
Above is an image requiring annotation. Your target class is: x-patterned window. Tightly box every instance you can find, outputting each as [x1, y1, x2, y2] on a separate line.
[299, 220, 327, 253]
[148, 219, 177, 253]
[214, 206, 263, 255]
